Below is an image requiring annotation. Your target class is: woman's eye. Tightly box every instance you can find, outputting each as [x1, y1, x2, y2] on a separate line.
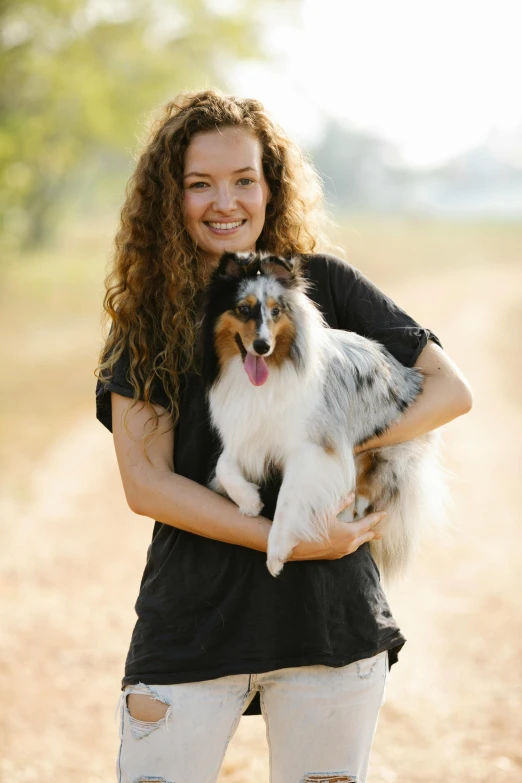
[237, 178, 254, 186]
[271, 307, 281, 318]
[238, 305, 250, 316]
[190, 181, 209, 189]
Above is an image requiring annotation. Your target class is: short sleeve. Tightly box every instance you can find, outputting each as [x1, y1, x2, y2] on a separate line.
[326, 255, 443, 367]
[95, 340, 170, 433]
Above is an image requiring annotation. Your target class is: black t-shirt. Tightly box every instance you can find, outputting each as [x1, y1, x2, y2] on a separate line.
[96, 253, 442, 716]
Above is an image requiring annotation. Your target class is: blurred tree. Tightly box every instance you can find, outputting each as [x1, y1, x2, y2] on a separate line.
[0, 0, 280, 248]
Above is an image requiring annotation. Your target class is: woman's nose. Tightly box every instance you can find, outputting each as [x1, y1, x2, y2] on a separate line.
[213, 183, 236, 211]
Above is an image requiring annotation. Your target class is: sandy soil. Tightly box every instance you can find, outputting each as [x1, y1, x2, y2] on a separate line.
[0, 262, 520, 782]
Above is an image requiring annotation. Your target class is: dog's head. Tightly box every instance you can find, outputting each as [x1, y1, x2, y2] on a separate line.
[201, 251, 306, 386]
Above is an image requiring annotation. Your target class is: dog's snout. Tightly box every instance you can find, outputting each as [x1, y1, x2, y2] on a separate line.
[253, 339, 270, 355]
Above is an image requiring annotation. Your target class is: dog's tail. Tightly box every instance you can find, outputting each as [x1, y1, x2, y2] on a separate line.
[367, 429, 453, 583]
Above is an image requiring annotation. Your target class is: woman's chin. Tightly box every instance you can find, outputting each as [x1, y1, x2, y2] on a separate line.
[201, 238, 256, 259]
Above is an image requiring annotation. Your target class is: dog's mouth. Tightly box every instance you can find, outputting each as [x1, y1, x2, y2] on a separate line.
[234, 333, 269, 387]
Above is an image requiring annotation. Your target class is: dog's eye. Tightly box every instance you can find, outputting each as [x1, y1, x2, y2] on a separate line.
[271, 307, 281, 318]
[237, 305, 250, 317]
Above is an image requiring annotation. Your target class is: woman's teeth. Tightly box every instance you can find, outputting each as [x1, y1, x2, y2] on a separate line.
[207, 221, 244, 230]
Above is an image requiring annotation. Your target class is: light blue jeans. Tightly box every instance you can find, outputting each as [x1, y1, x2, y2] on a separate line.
[114, 650, 389, 783]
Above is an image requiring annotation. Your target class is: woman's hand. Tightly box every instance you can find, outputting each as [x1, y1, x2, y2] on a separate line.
[288, 492, 386, 562]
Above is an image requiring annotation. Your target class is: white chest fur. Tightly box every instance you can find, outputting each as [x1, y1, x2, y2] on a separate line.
[209, 356, 318, 482]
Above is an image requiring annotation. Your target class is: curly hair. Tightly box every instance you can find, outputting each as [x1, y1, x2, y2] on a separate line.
[95, 88, 333, 453]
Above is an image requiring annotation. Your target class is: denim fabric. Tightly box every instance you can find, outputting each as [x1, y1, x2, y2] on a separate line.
[115, 651, 389, 783]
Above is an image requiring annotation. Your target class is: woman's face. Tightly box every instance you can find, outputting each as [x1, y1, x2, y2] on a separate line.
[183, 126, 271, 265]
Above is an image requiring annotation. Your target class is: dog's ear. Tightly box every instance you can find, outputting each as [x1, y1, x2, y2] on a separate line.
[217, 251, 254, 278]
[260, 255, 301, 282]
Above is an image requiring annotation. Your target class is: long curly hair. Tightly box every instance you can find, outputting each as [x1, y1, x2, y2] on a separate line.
[95, 88, 333, 452]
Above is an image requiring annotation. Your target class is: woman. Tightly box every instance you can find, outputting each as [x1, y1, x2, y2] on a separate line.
[96, 90, 472, 783]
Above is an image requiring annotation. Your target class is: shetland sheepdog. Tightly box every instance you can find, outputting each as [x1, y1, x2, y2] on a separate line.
[201, 251, 447, 579]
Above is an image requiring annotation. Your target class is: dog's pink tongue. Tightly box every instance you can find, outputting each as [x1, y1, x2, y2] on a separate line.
[244, 353, 269, 386]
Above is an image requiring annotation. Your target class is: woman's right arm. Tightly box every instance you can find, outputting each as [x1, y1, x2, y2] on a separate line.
[111, 391, 384, 559]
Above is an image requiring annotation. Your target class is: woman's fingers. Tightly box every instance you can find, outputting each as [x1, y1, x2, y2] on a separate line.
[350, 533, 372, 551]
[343, 526, 383, 555]
[339, 511, 386, 554]
[290, 506, 387, 561]
[350, 511, 387, 535]
[351, 530, 381, 550]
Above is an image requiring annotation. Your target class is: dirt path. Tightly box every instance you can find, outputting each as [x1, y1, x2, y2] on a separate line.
[1, 263, 520, 783]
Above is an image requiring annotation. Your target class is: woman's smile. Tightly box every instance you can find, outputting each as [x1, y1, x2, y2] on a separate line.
[204, 218, 247, 234]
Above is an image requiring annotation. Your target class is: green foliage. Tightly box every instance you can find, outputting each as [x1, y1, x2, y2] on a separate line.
[0, 0, 273, 249]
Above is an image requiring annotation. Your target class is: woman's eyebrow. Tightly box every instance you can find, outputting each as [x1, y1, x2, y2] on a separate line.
[183, 166, 257, 179]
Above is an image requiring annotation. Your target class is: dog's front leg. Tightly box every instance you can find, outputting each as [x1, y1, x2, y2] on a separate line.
[214, 450, 263, 517]
[267, 445, 353, 576]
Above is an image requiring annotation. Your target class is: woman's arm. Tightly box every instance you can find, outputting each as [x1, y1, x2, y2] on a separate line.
[354, 341, 472, 453]
[111, 392, 383, 558]
[111, 391, 272, 551]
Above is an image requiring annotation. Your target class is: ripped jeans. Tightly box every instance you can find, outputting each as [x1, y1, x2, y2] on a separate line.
[114, 650, 389, 783]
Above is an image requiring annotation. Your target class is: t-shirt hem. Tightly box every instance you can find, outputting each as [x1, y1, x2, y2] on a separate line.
[121, 635, 406, 691]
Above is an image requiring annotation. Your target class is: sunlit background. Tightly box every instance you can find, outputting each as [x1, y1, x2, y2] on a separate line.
[1, 1, 521, 781]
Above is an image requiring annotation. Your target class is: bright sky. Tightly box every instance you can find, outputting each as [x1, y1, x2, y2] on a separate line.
[231, 0, 522, 167]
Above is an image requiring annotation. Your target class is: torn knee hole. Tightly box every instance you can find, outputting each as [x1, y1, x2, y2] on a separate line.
[126, 693, 169, 723]
[134, 778, 174, 783]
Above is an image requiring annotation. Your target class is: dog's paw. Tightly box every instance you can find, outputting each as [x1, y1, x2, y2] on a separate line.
[266, 554, 285, 577]
[266, 532, 295, 577]
[236, 483, 263, 517]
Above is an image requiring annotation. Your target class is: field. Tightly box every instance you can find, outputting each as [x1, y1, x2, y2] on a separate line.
[0, 216, 521, 782]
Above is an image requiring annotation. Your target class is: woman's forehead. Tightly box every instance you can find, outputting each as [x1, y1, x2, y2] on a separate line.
[184, 127, 263, 175]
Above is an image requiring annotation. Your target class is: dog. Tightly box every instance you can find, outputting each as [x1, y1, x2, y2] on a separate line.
[200, 251, 447, 579]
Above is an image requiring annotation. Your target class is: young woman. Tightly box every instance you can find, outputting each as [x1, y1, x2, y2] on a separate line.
[96, 90, 472, 783]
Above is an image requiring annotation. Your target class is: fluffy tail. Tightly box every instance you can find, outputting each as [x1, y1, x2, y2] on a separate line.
[365, 430, 453, 583]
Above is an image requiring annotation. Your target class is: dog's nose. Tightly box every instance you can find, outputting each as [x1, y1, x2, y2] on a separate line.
[253, 339, 270, 355]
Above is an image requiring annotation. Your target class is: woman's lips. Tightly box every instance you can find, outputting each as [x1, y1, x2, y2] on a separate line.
[204, 219, 246, 234]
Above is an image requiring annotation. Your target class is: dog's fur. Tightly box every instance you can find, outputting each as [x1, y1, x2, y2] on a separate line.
[201, 251, 447, 579]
